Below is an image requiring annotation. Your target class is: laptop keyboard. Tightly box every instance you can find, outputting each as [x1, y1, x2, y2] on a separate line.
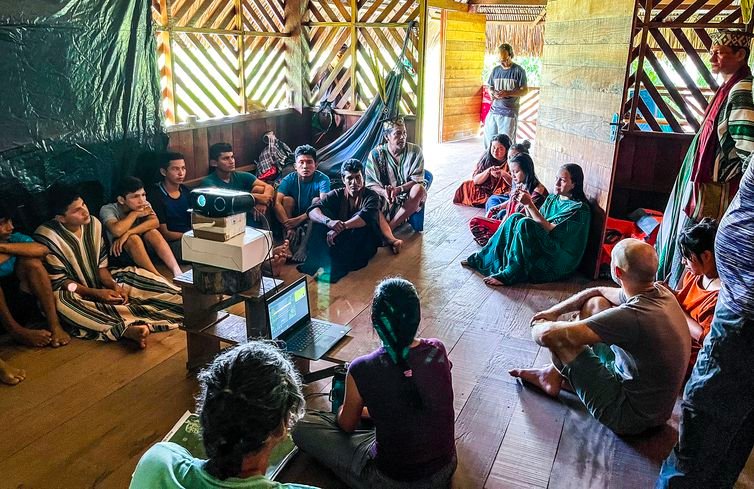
[286, 321, 331, 351]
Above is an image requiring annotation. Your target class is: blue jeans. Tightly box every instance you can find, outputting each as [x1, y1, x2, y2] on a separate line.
[656, 300, 754, 488]
[485, 193, 509, 213]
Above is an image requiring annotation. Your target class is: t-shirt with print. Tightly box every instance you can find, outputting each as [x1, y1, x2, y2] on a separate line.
[129, 442, 319, 489]
[0, 232, 33, 278]
[585, 284, 690, 426]
[486, 63, 528, 117]
[201, 171, 257, 192]
[277, 171, 331, 216]
[99, 203, 149, 244]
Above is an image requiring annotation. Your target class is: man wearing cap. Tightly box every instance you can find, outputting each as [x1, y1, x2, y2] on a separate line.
[656, 29, 754, 287]
[483, 43, 528, 147]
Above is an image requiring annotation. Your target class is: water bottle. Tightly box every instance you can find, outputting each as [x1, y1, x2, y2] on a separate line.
[329, 363, 348, 414]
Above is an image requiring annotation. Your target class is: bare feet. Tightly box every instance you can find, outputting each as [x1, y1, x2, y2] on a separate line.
[0, 358, 26, 385]
[484, 276, 504, 286]
[123, 323, 150, 349]
[389, 239, 403, 255]
[509, 364, 564, 397]
[460, 259, 470, 267]
[10, 325, 52, 347]
[49, 326, 71, 348]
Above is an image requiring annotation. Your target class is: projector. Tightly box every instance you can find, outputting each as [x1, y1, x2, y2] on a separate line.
[190, 187, 255, 217]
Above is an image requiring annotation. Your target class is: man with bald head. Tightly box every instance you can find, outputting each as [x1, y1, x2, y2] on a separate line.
[510, 239, 690, 434]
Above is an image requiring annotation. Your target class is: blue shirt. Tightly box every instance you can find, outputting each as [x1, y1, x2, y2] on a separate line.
[147, 183, 192, 234]
[0, 232, 33, 278]
[201, 171, 257, 192]
[486, 63, 528, 117]
[277, 171, 331, 216]
[716, 159, 754, 318]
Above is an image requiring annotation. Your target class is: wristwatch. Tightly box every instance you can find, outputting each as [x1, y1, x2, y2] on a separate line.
[324, 218, 331, 226]
[66, 282, 78, 293]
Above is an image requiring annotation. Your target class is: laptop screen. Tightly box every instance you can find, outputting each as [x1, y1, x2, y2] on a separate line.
[267, 279, 309, 339]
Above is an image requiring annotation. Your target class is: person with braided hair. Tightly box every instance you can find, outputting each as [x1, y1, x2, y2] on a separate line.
[130, 341, 316, 488]
[292, 278, 456, 489]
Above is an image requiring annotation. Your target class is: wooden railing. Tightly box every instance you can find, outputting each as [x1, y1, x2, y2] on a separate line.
[622, 0, 744, 134]
[518, 86, 540, 143]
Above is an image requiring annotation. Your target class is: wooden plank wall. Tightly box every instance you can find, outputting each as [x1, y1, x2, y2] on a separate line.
[610, 131, 694, 218]
[533, 0, 634, 273]
[440, 10, 486, 142]
[165, 110, 310, 184]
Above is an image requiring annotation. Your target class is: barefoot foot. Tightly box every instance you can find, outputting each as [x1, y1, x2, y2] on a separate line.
[123, 324, 150, 349]
[484, 276, 504, 286]
[49, 326, 71, 348]
[460, 259, 470, 267]
[0, 359, 26, 385]
[11, 326, 52, 348]
[509, 364, 564, 397]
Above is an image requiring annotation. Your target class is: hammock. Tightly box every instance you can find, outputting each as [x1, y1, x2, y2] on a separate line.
[317, 22, 415, 179]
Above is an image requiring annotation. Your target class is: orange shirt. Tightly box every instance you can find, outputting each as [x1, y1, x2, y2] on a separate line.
[675, 270, 719, 372]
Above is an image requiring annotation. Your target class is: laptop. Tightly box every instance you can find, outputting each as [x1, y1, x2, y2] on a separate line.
[265, 276, 350, 360]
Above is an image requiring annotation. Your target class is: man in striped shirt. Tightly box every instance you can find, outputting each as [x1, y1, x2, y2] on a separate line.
[658, 157, 754, 487]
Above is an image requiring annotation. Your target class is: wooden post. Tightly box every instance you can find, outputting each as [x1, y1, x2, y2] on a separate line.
[349, 0, 358, 110]
[416, 0, 428, 146]
[627, 0, 653, 132]
[284, 0, 306, 112]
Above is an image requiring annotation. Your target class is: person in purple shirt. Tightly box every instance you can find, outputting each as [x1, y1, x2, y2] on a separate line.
[292, 277, 457, 488]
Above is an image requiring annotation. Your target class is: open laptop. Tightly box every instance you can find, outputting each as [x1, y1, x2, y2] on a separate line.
[265, 276, 350, 360]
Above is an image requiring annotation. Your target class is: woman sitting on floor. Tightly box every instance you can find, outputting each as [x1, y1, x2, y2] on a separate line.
[485, 140, 531, 211]
[469, 152, 548, 246]
[292, 278, 457, 489]
[673, 218, 719, 377]
[130, 341, 316, 489]
[462, 163, 591, 286]
[452, 134, 511, 207]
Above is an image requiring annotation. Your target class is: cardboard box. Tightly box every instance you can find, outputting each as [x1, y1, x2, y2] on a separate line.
[191, 213, 246, 242]
[182, 227, 272, 272]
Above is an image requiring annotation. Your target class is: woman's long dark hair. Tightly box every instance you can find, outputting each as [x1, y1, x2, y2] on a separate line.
[561, 163, 588, 203]
[197, 342, 305, 480]
[508, 153, 541, 194]
[371, 277, 424, 409]
[679, 218, 718, 260]
[475, 133, 512, 174]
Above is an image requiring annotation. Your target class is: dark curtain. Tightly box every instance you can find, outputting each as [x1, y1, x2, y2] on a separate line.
[0, 0, 165, 230]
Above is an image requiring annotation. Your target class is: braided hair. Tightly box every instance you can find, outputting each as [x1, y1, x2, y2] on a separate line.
[197, 342, 305, 480]
[370, 277, 424, 409]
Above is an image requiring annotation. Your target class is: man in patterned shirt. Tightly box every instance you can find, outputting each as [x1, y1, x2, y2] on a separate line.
[658, 156, 754, 487]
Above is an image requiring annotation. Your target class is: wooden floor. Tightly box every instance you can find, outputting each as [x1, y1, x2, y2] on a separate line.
[2, 138, 753, 488]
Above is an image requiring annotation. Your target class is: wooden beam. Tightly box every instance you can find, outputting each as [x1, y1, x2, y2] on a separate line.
[469, 0, 547, 5]
[284, 0, 305, 112]
[429, 0, 470, 12]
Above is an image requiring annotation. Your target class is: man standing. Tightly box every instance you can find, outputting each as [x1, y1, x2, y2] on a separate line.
[657, 158, 754, 487]
[201, 142, 275, 225]
[656, 30, 754, 287]
[365, 117, 429, 231]
[483, 43, 528, 147]
[509, 239, 690, 435]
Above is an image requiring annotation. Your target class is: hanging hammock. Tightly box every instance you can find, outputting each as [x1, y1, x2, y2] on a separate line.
[317, 22, 416, 179]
